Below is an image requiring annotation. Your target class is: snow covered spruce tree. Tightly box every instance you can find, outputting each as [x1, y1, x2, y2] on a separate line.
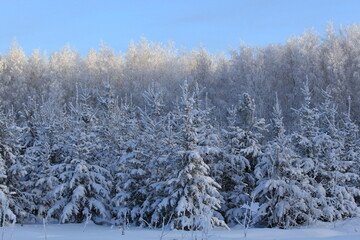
[47, 89, 112, 223]
[341, 97, 359, 171]
[136, 83, 173, 226]
[19, 97, 68, 221]
[254, 95, 316, 228]
[95, 85, 146, 226]
[94, 83, 121, 171]
[94, 85, 131, 225]
[221, 93, 267, 225]
[144, 113, 178, 227]
[291, 82, 333, 223]
[16, 98, 56, 221]
[155, 81, 227, 230]
[315, 92, 360, 221]
[112, 97, 150, 226]
[192, 82, 223, 183]
[339, 97, 360, 204]
[0, 101, 40, 225]
[0, 109, 17, 226]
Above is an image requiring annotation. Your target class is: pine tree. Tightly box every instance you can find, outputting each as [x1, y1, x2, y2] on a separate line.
[47, 90, 112, 223]
[137, 83, 170, 226]
[254, 95, 316, 228]
[112, 98, 148, 226]
[18, 97, 66, 221]
[0, 110, 17, 226]
[193, 82, 223, 183]
[291, 82, 328, 223]
[221, 93, 267, 225]
[339, 97, 360, 205]
[17, 98, 52, 221]
[315, 92, 359, 221]
[156, 81, 226, 230]
[1, 105, 37, 224]
[95, 83, 121, 171]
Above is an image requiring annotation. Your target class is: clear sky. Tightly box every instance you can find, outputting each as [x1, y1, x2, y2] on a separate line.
[1, 0, 360, 55]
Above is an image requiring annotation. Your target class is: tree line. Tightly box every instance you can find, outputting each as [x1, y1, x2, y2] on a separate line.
[1, 24, 360, 127]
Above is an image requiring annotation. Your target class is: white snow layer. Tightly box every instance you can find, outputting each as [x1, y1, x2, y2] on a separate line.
[1, 218, 360, 240]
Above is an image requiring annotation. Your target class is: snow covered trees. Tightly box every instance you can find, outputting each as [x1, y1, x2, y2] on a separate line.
[155, 81, 226, 230]
[47, 91, 112, 223]
[136, 84, 170, 225]
[221, 93, 267, 225]
[111, 101, 148, 226]
[316, 93, 360, 221]
[0, 79, 358, 228]
[2, 25, 360, 128]
[341, 97, 360, 192]
[0, 28, 360, 228]
[290, 84, 360, 224]
[0, 109, 18, 226]
[255, 95, 315, 228]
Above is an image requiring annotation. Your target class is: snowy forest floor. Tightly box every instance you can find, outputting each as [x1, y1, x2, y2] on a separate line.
[1, 218, 360, 240]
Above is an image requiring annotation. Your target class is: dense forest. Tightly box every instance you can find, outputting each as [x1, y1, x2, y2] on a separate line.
[0, 24, 359, 229]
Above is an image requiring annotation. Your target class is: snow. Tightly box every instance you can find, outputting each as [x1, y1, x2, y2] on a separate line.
[1, 218, 360, 240]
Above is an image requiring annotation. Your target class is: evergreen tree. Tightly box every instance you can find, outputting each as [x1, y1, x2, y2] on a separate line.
[255, 95, 316, 228]
[0, 105, 36, 224]
[156, 81, 226, 230]
[291, 82, 328, 223]
[112, 98, 148, 226]
[221, 93, 267, 225]
[339, 97, 360, 205]
[137, 83, 170, 226]
[47, 91, 111, 223]
[0, 110, 17, 226]
[17, 98, 52, 221]
[315, 92, 360, 221]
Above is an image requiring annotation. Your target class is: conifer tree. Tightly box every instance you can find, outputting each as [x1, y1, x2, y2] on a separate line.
[1, 105, 37, 224]
[339, 97, 360, 205]
[137, 83, 170, 225]
[315, 92, 359, 221]
[221, 93, 267, 225]
[47, 90, 111, 223]
[291, 82, 328, 223]
[255, 95, 316, 228]
[112, 98, 148, 226]
[0, 110, 17, 226]
[156, 81, 226, 230]
[18, 98, 52, 220]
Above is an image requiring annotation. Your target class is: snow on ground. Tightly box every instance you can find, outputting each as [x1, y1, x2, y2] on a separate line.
[1, 218, 359, 240]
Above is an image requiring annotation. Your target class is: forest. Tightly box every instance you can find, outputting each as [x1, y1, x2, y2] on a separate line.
[0, 23, 359, 230]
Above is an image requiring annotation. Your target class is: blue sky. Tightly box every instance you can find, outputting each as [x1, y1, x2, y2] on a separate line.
[1, 0, 360, 55]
